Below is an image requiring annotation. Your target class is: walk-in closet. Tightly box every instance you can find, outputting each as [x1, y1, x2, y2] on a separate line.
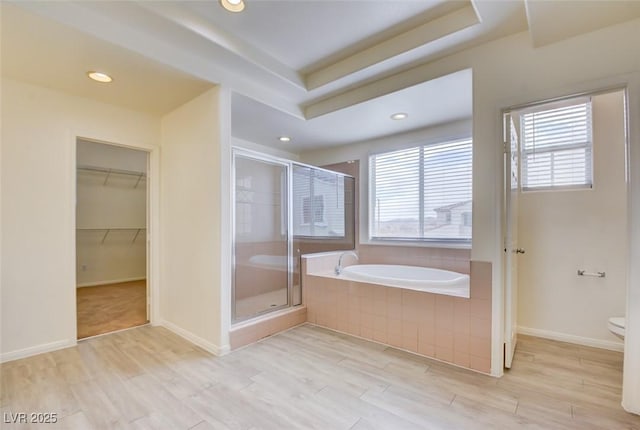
[76, 140, 148, 338]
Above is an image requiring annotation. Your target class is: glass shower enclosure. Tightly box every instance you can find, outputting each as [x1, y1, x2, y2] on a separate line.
[232, 149, 355, 323]
[233, 152, 291, 321]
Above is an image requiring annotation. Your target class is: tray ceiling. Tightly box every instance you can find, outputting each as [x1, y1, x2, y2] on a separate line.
[3, 1, 639, 150]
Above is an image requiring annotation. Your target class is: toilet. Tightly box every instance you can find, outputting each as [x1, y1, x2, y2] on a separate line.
[608, 317, 626, 339]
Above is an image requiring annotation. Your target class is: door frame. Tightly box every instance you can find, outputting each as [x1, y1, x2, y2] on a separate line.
[501, 111, 519, 369]
[497, 82, 632, 374]
[71, 135, 160, 340]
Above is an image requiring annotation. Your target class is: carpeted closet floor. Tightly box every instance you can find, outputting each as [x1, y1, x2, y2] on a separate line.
[76, 280, 148, 339]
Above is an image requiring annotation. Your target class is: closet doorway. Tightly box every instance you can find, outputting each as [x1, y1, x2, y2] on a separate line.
[76, 139, 149, 339]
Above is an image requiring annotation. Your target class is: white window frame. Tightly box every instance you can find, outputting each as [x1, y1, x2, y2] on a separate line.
[367, 138, 473, 246]
[520, 98, 593, 192]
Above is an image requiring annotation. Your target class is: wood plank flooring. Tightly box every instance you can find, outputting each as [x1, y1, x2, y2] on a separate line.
[1, 324, 638, 429]
[76, 281, 148, 339]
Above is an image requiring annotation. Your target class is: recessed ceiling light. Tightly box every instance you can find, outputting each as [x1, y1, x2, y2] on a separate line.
[220, 0, 245, 12]
[87, 71, 113, 83]
[390, 112, 408, 120]
[278, 136, 291, 143]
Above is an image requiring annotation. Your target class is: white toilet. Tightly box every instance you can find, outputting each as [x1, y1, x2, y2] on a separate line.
[608, 317, 626, 339]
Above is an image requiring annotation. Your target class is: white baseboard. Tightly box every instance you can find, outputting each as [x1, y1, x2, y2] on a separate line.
[1, 339, 76, 363]
[517, 326, 624, 352]
[77, 277, 146, 287]
[160, 320, 230, 356]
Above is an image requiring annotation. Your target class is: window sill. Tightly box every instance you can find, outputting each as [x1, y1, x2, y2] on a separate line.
[521, 185, 593, 193]
[361, 238, 472, 250]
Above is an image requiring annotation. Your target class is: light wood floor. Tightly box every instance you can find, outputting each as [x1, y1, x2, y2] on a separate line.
[76, 281, 148, 339]
[1, 324, 638, 429]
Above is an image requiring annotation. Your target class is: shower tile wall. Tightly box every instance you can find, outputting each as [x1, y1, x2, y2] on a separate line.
[229, 307, 307, 350]
[234, 242, 288, 300]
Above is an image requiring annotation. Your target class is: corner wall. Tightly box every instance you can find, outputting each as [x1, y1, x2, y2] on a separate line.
[0, 78, 160, 361]
[160, 86, 229, 354]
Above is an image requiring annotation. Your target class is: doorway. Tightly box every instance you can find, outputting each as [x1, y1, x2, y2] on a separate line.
[75, 139, 149, 339]
[503, 89, 628, 368]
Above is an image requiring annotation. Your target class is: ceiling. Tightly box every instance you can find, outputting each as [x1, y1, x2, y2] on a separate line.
[232, 69, 473, 149]
[3, 1, 640, 152]
[0, 3, 213, 116]
[525, 0, 640, 48]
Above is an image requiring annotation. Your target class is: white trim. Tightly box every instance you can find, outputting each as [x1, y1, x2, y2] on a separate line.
[76, 277, 146, 288]
[160, 320, 230, 356]
[71, 133, 161, 335]
[147, 144, 161, 325]
[623, 73, 640, 415]
[0, 339, 76, 363]
[219, 86, 233, 354]
[517, 326, 624, 352]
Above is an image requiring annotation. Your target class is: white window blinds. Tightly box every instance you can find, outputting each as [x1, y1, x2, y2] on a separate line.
[370, 139, 472, 242]
[292, 164, 346, 238]
[521, 100, 593, 191]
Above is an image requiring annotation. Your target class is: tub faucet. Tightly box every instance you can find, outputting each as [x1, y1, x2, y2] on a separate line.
[335, 251, 358, 275]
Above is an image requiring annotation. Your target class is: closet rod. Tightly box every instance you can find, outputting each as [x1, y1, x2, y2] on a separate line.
[77, 165, 147, 179]
[131, 228, 142, 244]
[75, 228, 146, 244]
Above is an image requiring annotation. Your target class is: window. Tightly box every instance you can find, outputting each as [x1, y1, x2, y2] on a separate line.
[292, 164, 346, 238]
[462, 211, 472, 227]
[369, 138, 472, 242]
[302, 195, 324, 224]
[520, 99, 593, 191]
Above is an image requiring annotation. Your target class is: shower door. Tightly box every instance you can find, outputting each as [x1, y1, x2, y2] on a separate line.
[233, 152, 291, 322]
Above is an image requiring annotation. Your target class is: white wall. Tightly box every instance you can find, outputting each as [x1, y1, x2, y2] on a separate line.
[160, 86, 229, 354]
[76, 154, 147, 286]
[300, 18, 640, 411]
[0, 78, 160, 361]
[517, 91, 627, 350]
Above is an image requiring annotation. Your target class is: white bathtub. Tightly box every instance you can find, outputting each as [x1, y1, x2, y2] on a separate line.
[340, 264, 469, 297]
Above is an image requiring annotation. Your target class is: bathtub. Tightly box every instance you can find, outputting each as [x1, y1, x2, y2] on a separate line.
[340, 264, 469, 298]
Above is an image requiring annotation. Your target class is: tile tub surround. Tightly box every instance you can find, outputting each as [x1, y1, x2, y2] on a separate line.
[303, 247, 471, 275]
[229, 306, 307, 350]
[303, 257, 492, 374]
[358, 245, 471, 274]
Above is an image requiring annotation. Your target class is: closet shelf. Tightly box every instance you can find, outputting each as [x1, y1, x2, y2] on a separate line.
[76, 228, 146, 230]
[77, 165, 146, 188]
[76, 228, 146, 244]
